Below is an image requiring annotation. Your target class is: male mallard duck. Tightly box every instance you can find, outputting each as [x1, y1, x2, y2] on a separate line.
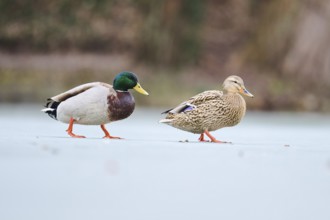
[42, 71, 149, 138]
[160, 75, 253, 143]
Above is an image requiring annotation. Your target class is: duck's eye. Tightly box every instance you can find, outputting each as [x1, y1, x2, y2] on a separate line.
[233, 81, 238, 84]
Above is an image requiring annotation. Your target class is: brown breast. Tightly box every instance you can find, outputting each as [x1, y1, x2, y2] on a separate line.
[107, 91, 135, 121]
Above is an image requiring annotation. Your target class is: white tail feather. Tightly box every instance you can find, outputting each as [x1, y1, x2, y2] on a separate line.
[41, 108, 54, 112]
[159, 119, 173, 124]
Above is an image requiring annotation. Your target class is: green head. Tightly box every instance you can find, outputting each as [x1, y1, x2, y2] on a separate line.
[113, 71, 149, 95]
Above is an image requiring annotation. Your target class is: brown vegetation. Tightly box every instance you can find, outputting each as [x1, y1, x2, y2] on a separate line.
[1, 0, 330, 111]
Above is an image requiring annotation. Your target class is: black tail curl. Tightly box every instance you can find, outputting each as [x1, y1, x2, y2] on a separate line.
[43, 99, 60, 120]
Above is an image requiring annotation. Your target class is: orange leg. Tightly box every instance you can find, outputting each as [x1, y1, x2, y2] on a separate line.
[198, 133, 208, 142]
[66, 118, 85, 138]
[101, 125, 122, 139]
[204, 130, 224, 143]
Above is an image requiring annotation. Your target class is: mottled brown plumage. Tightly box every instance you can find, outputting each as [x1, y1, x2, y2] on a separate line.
[160, 75, 254, 143]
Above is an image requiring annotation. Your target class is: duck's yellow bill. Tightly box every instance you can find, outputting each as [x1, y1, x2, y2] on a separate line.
[133, 83, 149, 95]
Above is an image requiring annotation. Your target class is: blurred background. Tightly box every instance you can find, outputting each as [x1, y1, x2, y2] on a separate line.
[1, 0, 329, 111]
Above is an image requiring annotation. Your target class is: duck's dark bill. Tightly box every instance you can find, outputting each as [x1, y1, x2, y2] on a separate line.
[242, 88, 254, 97]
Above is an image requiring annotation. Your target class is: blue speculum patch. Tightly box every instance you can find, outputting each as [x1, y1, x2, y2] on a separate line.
[182, 105, 194, 112]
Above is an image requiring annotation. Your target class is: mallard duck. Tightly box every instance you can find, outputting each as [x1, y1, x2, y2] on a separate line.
[160, 75, 253, 143]
[42, 71, 149, 138]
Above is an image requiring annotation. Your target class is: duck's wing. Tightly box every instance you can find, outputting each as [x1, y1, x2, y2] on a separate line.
[187, 90, 223, 105]
[50, 82, 112, 102]
[162, 90, 223, 114]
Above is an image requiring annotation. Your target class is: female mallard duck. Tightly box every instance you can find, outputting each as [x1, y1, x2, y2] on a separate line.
[160, 75, 253, 143]
[42, 71, 149, 138]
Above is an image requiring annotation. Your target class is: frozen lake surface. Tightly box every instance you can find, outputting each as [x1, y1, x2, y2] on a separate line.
[1, 104, 330, 220]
